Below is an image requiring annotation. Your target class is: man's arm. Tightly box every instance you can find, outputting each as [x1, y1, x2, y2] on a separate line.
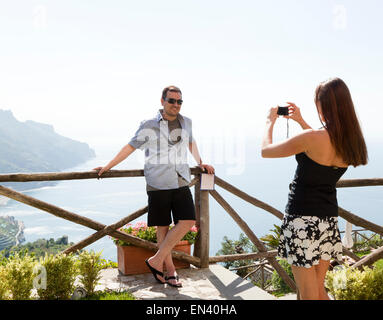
[93, 144, 136, 176]
[188, 140, 215, 174]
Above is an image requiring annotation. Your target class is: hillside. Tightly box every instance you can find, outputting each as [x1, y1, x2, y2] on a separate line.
[0, 109, 96, 190]
[0, 216, 24, 251]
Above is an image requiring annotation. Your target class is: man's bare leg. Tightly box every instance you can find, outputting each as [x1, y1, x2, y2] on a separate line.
[147, 220, 195, 285]
[156, 226, 182, 286]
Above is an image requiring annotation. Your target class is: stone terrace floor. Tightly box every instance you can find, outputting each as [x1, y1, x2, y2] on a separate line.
[94, 264, 297, 300]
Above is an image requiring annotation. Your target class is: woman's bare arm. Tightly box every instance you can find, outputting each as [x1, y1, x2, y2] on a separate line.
[261, 107, 310, 158]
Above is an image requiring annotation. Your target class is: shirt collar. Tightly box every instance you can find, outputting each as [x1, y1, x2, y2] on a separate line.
[156, 109, 184, 122]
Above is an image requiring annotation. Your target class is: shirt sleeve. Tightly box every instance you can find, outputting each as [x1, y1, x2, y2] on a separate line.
[128, 120, 149, 150]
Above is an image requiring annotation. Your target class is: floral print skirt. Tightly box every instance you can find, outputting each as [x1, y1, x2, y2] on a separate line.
[278, 214, 343, 268]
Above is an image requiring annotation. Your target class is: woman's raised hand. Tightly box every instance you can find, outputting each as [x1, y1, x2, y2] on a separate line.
[266, 106, 279, 123]
[285, 102, 303, 123]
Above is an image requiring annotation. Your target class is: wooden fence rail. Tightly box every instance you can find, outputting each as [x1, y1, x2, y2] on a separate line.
[0, 184, 200, 266]
[0, 170, 382, 293]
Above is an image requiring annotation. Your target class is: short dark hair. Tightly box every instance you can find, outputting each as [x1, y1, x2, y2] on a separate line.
[162, 86, 182, 100]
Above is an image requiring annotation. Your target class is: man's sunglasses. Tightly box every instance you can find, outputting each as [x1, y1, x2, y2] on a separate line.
[165, 98, 183, 105]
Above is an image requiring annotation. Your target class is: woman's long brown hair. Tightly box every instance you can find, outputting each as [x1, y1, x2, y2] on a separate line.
[315, 78, 368, 167]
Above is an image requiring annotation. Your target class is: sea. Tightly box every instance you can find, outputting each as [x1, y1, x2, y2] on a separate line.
[0, 139, 382, 262]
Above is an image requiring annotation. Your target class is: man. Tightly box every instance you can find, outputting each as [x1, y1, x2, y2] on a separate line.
[94, 86, 214, 287]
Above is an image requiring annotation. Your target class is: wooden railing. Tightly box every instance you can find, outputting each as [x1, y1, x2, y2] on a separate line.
[230, 261, 274, 291]
[0, 170, 382, 293]
[339, 228, 383, 248]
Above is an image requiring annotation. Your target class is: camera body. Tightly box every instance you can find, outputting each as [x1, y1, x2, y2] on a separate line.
[277, 105, 289, 116]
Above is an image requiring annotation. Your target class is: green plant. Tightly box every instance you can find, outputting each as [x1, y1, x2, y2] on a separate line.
[260, 225, 281, 249]
[180, 225, 198, 244]
[352, 233, 383, 253]
[76, 250, 103, 295]
[3, 252, 36, 300]
[0, 251, 8, 266]
[325, 264, 383, 300]
[0, 265, 10, 300]
[4, 236, 74, 259]
[81, 289, 136, 300]
[37, 253, 77, 300]
[271, 259, 294, 295]
[112, 221, 198, 246]
[216, 233, 258, 278]
[99, 259, 118, 269]
[113, 221, 157, 246]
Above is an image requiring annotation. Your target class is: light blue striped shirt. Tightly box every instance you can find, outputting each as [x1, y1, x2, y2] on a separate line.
[128, 109, 194, 190]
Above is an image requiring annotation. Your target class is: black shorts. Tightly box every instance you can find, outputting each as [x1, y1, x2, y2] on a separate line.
[147, 186, 196, 227]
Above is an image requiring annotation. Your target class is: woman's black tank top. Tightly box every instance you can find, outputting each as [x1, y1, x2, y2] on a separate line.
[285, 152, 348, 218]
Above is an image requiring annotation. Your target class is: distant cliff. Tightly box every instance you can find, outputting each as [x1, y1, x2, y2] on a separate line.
[0, 216, 25, 251]
[0, 109, 96, 190]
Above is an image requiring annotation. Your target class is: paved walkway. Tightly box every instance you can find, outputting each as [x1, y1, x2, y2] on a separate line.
[95, 264, 296, 300]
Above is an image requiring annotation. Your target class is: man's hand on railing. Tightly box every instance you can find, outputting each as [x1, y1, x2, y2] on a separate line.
[93, 166, 109, 177]
[199, 164, 215, 175]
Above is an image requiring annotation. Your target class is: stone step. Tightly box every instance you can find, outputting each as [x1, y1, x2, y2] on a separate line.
[95, 264, 278, 300]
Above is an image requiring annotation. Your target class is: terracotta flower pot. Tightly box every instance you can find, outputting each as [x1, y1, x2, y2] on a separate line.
[117, 240, 191, 276]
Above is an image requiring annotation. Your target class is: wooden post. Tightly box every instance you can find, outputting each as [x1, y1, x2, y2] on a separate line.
[353, 231, 358, 245]
[261, 265, 265, 290]
[193, 176, 202, 258]
[199, 190, 210, 268]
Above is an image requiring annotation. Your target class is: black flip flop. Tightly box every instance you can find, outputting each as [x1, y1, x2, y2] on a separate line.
[165, 275, 182, 288]
[145, 259, 165, 284]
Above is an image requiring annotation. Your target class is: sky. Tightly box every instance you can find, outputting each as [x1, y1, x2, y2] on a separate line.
[0, 0, 382, 157]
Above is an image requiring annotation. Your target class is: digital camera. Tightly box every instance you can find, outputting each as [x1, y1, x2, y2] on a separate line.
[277, 105, 289, 116]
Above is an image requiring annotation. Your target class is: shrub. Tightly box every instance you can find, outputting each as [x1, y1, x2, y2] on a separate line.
[260, 225, 281, 249]
[3, 236, 74, 259]
[37, 253, 77, 300]
[3, 252, 36, 300]
[0, 265, 9, 300]
[216, 233, 258, 278]
[99, 258, 118, 269]
[112, 221, 198, 245]
[271, 259, 294, 295]
[325, 264, 383, 300]
[82, 289, 136, 300]
[0, 252, 9, 299]
[352, 233, 383, 253]
[76, 250, 103, 295]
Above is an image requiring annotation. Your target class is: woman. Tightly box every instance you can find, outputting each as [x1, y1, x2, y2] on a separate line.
[261, 78, 368, 300]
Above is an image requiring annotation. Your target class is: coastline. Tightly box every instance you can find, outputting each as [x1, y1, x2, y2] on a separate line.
[0, 215, 25, 250]
[15, 220, 25, 246]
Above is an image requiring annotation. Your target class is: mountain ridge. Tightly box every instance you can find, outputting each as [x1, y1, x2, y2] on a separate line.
[0, 109, 96, 190]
